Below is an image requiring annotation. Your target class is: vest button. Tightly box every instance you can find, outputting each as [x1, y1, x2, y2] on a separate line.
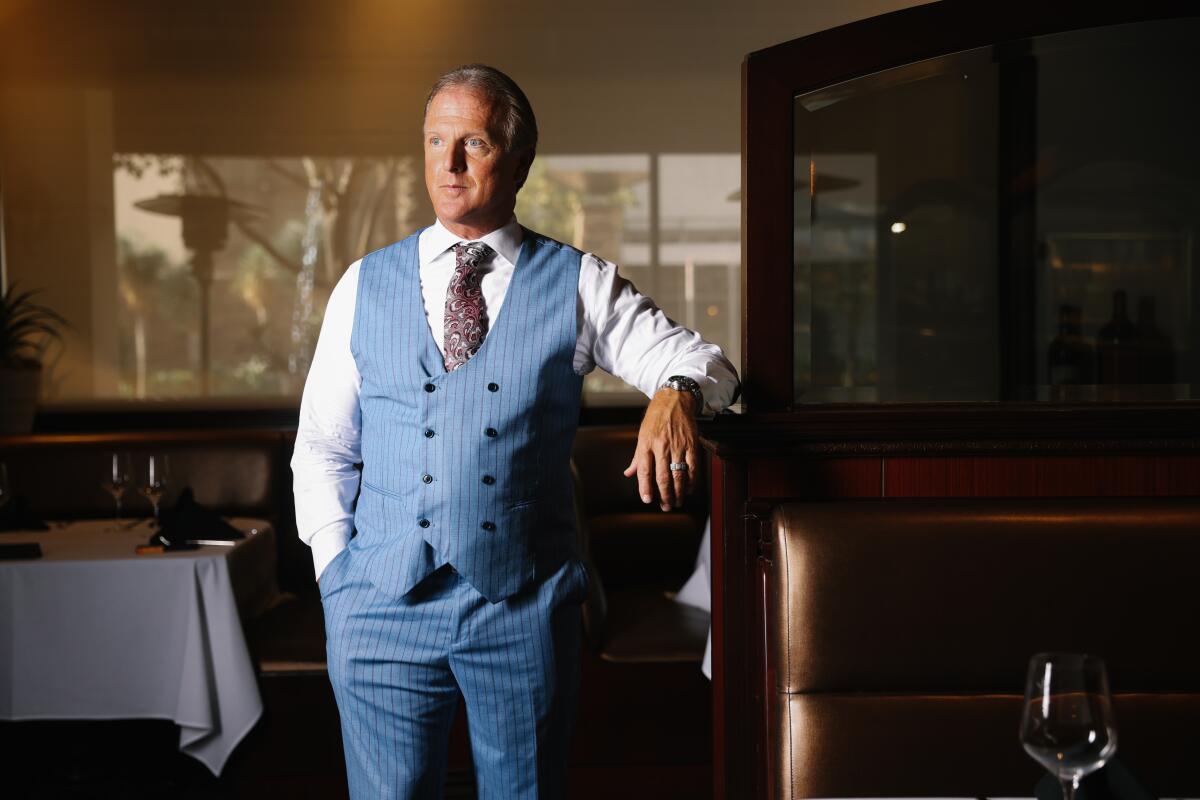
[424, 383, 436, 393]
[481, 475, 495, 485]
[485, 427, 498, 438]
[481, 521, 496, 531]
[487, 382, 499, 392]
[424, 429, 435, 438]
[418, 518, 431, 528]
[422, 474, 433, 484]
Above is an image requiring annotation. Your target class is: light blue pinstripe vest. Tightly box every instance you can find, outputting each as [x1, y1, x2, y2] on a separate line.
[350, 228, 584, 603]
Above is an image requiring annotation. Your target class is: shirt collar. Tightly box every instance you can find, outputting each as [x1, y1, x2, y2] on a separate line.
[425, 217, 524, 267]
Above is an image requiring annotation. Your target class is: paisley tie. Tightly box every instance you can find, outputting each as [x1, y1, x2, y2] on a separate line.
[443, 241, 494, 372]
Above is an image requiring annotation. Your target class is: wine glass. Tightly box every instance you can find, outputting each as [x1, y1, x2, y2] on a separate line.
[1020, 652, 1118, 800]
[100, 452, 131, 529]
[139, 454, 170, 527]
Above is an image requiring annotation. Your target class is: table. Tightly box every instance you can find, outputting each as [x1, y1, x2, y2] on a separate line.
[0, 518, 279, 775]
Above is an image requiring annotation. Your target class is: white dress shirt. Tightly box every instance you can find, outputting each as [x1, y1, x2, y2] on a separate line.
[292, 218, 740, 578]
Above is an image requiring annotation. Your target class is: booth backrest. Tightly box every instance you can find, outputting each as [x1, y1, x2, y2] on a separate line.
[767, 498, 1200, 798]
[0, 434, 284, 520]
[572, 425, 707, 591]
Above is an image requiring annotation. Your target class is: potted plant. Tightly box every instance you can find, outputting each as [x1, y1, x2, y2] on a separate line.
[0, 284, 68, 435]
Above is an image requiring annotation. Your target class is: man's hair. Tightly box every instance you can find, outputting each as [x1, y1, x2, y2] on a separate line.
[424, 64, 538, 156]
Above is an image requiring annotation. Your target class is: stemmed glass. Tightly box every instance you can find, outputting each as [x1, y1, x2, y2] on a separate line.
[101, 452, 131, 529]
[1020, 652, 1118, 800]
[138, 454, 170, 528]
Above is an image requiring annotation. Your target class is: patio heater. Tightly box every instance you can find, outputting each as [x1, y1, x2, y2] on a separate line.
[133, 193, 259, 395]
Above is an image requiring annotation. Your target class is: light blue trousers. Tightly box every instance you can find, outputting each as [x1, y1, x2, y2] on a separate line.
[320, 545, 587, 799]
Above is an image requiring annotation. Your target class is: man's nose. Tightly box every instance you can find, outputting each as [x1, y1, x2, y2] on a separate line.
[442, 142, 466, 173]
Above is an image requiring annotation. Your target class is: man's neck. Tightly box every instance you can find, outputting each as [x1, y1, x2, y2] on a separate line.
[437, 216, 516, 241]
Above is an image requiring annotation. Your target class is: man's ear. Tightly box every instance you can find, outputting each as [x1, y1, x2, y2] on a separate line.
[514, 148, 535, 190]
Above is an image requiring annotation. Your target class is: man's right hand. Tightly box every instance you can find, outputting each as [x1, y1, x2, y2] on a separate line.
[623, 387, 700, 511]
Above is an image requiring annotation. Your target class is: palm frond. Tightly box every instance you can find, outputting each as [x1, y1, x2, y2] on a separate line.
[1, 283, 70, 367]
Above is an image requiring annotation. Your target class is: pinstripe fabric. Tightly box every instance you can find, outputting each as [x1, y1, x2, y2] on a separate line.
[330, 228, 587, 798]
[351, 228, 584, 603]
[322, 549, 586, 799]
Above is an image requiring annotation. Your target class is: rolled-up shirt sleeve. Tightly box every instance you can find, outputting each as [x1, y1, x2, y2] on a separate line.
[291, 260, 363, 580]
[575, 253, 740, 413]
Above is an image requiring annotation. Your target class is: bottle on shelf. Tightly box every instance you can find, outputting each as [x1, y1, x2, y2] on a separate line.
[1096, 289, 1140, 389]
[1047, 304, 1094, 399]
[1136, 296, 1175, 388]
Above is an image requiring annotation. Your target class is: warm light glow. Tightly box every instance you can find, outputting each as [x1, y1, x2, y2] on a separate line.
[706, 305, 719, 317]
[890, 221, 907, 234]
[918, 327, 935, 337]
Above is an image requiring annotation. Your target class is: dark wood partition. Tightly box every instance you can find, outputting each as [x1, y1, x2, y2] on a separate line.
[720, 1, 1200, 796]
[703, 410, 1200, 798]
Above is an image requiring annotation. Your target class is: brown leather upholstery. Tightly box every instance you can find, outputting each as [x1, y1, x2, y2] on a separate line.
[571, 424, 707, 524]
[0, 437, 277, 519]
[572, 425, 709, 664]
[599, 587, 710, 664]
[587, 512, 701, 590]
[768, 499, 1200, 798]
[775, 693, 1200, 798]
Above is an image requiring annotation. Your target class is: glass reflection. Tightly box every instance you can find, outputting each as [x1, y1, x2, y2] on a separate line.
[793, 17, 1200, 403]
[111, 151, 742, 403]
[114, 154, 415, 398]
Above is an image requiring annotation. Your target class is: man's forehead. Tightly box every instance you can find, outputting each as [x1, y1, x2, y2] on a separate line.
[425, 87, 501, 131]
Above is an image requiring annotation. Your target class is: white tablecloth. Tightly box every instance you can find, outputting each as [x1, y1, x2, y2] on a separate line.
[0, 518, 277, 775]
[674, 517, 713, 679]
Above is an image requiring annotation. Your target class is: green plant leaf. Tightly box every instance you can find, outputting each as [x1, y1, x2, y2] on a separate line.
[1, 282, 69, 367]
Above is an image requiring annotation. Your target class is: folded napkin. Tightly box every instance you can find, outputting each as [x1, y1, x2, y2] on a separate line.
[1036, 758, 1154, 800]
[0, 496, 51, 533]
[0, 542, 43, 559]
[154, 487, 245, 546]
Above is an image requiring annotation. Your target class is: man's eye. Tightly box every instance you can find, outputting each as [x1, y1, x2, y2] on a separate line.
[428, 136, 441, 146]
[467, 138, 485, 147]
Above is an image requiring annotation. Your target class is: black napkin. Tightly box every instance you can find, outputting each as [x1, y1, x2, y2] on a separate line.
[152, 487, 245, 547]
[0, 542, 42, 559]
[1035, 758, 1155, 800]
[0, 496, 50, 533]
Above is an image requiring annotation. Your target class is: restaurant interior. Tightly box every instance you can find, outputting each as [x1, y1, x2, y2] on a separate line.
[3, 1, 1200, 798]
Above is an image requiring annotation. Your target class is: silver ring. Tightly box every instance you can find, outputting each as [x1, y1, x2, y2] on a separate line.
[669, 462, 689, 472]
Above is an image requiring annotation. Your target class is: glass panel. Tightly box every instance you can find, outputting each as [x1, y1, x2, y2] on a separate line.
[0, 0, 778, 409]
[112, 154, 415, 399]
[794, 17, 1200, 403]
[657, 154, 742, 386]
[516, 154, 652, 402]
[516, 153, 742, 404]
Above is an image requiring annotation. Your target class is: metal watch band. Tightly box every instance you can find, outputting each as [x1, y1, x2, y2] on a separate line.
[662, 375, 704, 409]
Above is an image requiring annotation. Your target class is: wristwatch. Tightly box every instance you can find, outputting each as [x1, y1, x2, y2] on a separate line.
[661, 375, 705, 410]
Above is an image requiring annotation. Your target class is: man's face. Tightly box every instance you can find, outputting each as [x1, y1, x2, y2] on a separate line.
[423, 86, 531, 238]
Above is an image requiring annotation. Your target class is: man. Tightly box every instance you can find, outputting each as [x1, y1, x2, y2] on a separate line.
[292, 64, 739, 799]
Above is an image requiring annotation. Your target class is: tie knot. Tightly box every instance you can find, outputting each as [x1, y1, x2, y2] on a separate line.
[455, 241, 494, 270]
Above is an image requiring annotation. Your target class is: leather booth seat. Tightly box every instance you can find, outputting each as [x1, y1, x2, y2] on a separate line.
[568, 425, 713, 785]
[0, 434, 278, 520]
[766, 499, 1200, 798]
[571, 425, 709, 663]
